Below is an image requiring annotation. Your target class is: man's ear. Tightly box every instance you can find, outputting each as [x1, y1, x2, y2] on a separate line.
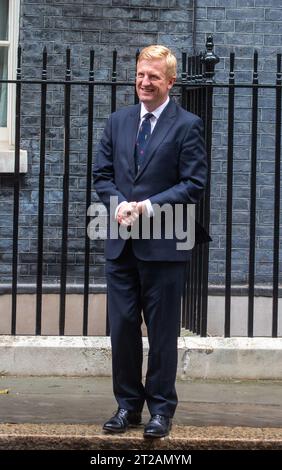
[168, 76, 176, 89]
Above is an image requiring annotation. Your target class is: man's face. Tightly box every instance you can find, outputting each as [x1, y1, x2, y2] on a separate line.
[136, 59, 175, 111]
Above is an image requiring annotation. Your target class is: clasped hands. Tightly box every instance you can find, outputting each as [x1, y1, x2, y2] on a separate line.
[117, 201, 145, 226]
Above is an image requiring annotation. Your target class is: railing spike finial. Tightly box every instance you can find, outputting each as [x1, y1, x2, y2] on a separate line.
[201, 34, 220, 83]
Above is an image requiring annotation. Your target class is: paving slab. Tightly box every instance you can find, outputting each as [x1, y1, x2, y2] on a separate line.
[0, 376, 281, 428]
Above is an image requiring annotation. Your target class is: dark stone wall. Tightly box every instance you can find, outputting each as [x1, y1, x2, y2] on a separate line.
[0, 0, 281, 287]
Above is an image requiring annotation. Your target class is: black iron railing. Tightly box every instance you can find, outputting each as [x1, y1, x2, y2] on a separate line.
[0, 36, 281, 337]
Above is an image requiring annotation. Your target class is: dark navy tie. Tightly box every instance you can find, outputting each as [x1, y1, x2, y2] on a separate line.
[135, 112, 153, 173]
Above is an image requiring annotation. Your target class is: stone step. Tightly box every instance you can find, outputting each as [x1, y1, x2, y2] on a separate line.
[0, 423, 281, 450]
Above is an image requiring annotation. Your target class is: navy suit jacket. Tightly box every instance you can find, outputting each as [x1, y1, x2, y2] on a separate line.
[93, 99, 210, 261]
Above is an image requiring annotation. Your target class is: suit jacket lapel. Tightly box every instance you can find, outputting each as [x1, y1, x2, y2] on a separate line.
[135, 99, 177, 181]
[125, 104, 140, 178]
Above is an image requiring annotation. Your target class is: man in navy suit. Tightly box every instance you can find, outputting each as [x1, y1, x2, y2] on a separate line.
[93, 45, 208, 438]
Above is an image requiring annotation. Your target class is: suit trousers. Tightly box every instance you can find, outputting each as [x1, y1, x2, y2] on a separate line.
[106, 239, 186, 418]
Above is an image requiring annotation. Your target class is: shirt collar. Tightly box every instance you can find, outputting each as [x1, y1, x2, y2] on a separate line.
[140, 96, 170, 120]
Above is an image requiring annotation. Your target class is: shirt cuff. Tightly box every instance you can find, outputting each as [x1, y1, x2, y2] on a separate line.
[143, 199, 154, 217]
[115, 201, 128, 220]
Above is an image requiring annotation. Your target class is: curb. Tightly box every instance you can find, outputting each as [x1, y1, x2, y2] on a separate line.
[1, 336, 282, 379]
[0, 424, 281, 450]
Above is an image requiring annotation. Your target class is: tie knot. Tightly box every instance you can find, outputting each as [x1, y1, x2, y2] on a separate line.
[144, 113, 153, 121]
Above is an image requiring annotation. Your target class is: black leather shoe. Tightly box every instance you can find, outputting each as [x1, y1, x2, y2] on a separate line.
[144, 414, 172, 438]
[103, 408, 142, 434]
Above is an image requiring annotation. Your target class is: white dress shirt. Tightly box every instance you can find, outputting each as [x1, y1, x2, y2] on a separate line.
[139, 96, 170, 133]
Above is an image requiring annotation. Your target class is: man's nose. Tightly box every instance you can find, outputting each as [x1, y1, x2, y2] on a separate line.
[141, 75, 151, 86]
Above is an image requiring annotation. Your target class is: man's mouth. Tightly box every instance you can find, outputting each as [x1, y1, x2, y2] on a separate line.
[140, 88, 154, 93]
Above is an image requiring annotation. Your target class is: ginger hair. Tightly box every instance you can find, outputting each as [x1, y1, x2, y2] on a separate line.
[138, 45, 177, 79]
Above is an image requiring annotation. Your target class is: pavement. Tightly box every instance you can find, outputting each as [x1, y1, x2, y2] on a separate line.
[0, 376, 281, 449]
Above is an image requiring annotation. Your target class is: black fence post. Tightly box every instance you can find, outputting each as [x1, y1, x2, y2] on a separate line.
[272, 53, 281, 338]
[59, 48, 71, 336]
[83, 49, 95, 336]
[248, 50, 259, 338]
[111, 49, 117, 113]
[135, 49, 140, 105]
[11, 46, 22, 335]
[35, 47, 48, 335]
[199, 35, 219, 336]
[224, 52, 235, 338]
[181, 51, 187, 108]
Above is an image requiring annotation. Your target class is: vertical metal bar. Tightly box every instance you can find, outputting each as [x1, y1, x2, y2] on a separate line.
[190, 55, 198, 332]
[225, 52, 235, 337]
[248, 51, 259, 338]
[190, 253, 196, 332]
[106, 48, 118, 337]
[185, 45, 193, 331]
[199, 56, 205, 118]
[191, 55, 196, 112]
[185, 54, 201, 333]
[192, 0, 197, 55]
[11, 46, 22, 335]
[181, 261, 189, 329]
[195, 54, 200, 115]
[135, 49, 140, 105]
[197, 201, 204, 332]
[195, 245, 201, 334]
[196, 58, 206, 332]
[185, 55, 193, 330]
[187, 56, 192, 80]
[272, 53, 281, 338]
[181, 51, 187, 108]
[106, 298, 110, 336]
[188, 258, 195, 331]
[186, 56, 192, 111]
[200, 84, 213, 337]
[83, 49, 95, 337]
[194, 55, 203, 334]
[111, 49, 117, 113]
[35, 47, 48, 335]
[59, 48, 71, 336]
